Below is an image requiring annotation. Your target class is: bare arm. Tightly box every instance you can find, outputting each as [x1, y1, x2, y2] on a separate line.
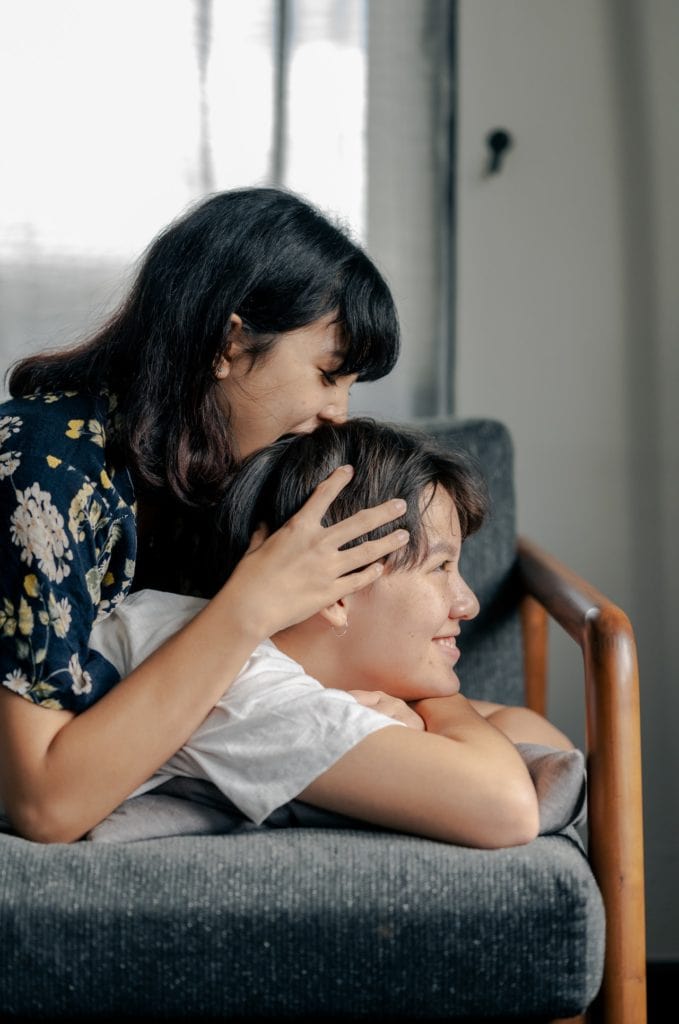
[468, 699, 574, 750]
[0, 469, 409, 843]
[297, 694, 539, 848]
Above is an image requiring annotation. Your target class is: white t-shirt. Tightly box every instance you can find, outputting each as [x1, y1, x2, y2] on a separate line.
[90, 590, 402, 825]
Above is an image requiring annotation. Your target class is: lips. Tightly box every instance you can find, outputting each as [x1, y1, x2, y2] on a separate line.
[433, 635, 460, 663]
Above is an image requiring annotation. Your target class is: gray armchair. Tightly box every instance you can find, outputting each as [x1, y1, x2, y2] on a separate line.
[0, 418, 645, 1023]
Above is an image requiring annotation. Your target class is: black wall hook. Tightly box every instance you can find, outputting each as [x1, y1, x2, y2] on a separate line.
[486, 129, 513, 174]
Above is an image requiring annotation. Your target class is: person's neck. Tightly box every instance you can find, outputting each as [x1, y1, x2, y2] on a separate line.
[272, 621, 348, 692]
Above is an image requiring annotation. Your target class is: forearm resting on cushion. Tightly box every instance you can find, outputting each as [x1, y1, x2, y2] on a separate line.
[469, 699, 574, 750]
[0, 582, 266, 844]
[298, 697, 539, 849]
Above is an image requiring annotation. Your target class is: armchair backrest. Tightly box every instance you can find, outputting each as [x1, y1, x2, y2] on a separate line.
[414, 418, 524, 704]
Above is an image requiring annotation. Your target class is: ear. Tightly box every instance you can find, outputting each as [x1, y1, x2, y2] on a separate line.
[317, 598, 348, 631]
[214, 313, 245, 380]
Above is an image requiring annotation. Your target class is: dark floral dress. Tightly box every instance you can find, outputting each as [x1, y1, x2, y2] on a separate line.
[0, 391, 136, 710]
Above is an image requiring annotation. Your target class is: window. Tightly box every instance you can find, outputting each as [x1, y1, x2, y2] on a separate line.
[0, 0, 454, 416]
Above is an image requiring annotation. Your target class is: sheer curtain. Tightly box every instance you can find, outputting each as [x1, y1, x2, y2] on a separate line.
[0, 0, 453, 417]
[0, 0, 368, 389]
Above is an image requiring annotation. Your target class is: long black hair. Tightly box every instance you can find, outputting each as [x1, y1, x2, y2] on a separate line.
[9, 189, 399, 504]
[207, 419, 488, 594]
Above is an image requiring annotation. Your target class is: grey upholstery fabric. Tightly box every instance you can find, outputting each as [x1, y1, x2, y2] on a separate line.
[413, 419, 524, 704]
[0, 829, 603, 1020]
[0, 418, 605, 1020]
[517, 743, 587, 834]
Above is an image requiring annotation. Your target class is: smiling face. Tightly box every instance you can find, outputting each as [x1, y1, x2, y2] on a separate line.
[216, 312, 358, 459]
[337, 486, 479, 700]
[276, 484, 480, 702]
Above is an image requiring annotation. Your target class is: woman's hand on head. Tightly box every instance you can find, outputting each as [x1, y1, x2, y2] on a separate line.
[226, 465, 409, 637]
[349, 690, 425, 731]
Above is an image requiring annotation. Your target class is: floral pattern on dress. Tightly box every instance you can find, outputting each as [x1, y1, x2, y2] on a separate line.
[0, 416, 22, 480]
[0, 391, 137, 710]
[10, 481, 74, 583]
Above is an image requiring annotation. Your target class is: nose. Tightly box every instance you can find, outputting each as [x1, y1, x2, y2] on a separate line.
[318, 382, 351, 425]
[450, 575, 480, 622]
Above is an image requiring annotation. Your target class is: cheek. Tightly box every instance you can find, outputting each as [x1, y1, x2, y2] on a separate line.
[360, 581, 430, 626]
[244, 382, 304, 430]
[352, 574, 447, 638]
[275, 378, 321, 416]
[352, 592, 426, 658]
[395, 584, 447, 633]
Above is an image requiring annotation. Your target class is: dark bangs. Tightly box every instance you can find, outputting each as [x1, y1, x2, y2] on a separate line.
[330, 250, 400, 383]
[238, 235, 400, 384]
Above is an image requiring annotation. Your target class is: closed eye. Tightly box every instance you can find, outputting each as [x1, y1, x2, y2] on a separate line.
[320, 370, 338, 386]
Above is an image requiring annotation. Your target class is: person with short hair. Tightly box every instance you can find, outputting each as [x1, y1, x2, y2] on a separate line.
[91, 420, 572, 849]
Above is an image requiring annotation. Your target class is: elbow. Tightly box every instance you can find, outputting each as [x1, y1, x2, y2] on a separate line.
[454, 780, 539, 850]
[503, 797, 540, 848]
[481, 782, 540, 849]
[432, 776, 540, 849]
[6, 797, 85, 845]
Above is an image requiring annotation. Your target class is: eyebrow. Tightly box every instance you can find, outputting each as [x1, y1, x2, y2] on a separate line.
[325, 349, 355, 375]
[426, 540, 460, 561]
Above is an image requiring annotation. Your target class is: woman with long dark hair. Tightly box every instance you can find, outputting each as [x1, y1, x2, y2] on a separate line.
[0, 188, 407, 842]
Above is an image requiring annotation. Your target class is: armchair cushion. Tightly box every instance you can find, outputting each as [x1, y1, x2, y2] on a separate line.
[0, 828, 604, 1020]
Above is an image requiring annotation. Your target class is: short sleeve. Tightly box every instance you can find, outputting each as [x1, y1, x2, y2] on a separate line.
[0, 420, 136, 711]
[151, 642, 405, 824]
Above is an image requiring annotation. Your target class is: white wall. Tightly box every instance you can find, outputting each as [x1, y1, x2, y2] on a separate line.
[456, 0, 679, 959]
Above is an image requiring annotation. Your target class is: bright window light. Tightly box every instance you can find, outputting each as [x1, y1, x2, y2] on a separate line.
[0, 0, 366, 260]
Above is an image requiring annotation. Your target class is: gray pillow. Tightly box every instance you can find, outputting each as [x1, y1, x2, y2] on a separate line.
[516, 742, 587, 834]
[86, 745, 587, 843]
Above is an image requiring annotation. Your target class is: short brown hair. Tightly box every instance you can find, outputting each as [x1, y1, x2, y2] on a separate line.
[212, 418, 488, 587]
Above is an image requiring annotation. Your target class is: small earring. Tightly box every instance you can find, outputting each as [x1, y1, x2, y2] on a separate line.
[332, 621, 349, 638]
[214, 359, 228, 380]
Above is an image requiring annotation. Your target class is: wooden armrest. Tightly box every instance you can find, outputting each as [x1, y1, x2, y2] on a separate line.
[517, 536, 646, 1024]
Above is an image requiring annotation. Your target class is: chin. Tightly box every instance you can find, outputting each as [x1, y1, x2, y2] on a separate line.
[436, 671, 461, 697]
[410, 674, 461, 700]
